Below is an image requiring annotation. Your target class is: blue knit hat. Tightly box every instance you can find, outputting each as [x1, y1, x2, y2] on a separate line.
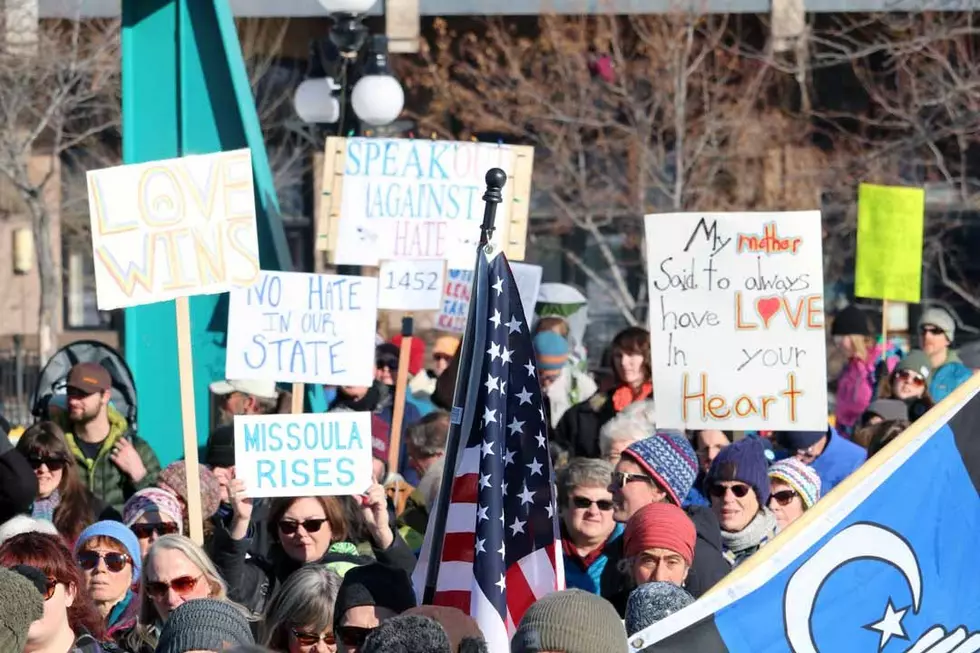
[706, 438, 771, 506]
[621, 432, 699, 506]
[74, 521, 142, 583]
[532, 331, 569, 373]
[625, 581, 695, 636]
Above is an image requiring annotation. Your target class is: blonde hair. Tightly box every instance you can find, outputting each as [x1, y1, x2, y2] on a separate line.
[848, 335, 876, 362]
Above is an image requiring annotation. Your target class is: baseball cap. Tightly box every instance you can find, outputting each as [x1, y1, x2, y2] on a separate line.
[208, 379, 279, 400]
[66, 363, 112, 395]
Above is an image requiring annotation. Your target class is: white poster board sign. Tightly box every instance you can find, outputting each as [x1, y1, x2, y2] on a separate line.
[645, 212, 827, 431]
[88, 149, 260, 310]
[435, 262, 542, 334]
[377, 259, 445, 310]
[226, 271, 378, 386]
[510, 262, 543, 323]
[234, 412, 373, 498]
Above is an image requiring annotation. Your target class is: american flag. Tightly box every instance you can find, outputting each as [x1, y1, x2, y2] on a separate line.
[413, 251, 564, 652]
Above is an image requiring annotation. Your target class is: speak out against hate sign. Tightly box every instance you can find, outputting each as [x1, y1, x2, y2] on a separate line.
[644, 212, 827, 431]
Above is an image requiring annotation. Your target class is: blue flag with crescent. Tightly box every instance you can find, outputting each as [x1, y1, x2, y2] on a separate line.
[632, 376, 980, 653]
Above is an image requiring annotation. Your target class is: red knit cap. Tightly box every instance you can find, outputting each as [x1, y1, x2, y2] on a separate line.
[623, 502, 697, 566]
[391, 334, 426, 376]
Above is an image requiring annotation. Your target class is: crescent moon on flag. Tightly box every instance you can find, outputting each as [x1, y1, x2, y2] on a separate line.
[782, 522, 922, 653]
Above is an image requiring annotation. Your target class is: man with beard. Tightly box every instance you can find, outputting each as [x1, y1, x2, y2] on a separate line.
[58, 362, 160, 513]
[209, 379, 280, 424]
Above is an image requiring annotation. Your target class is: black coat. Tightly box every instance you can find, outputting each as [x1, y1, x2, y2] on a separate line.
[554, 392, 618, 459]
[0, 432, 38, 524]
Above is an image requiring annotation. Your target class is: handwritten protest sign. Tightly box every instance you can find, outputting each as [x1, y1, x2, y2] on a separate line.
[436, 262, 542, 334]
[377, 259, 445, 310]
[645, 212, 827, 431]
[317, 137, 535, 268]
[226, 271, 378, 387]
[88, 149, 260, 310]
[234, 412, 373, 498]
[855, 183, 925, 303]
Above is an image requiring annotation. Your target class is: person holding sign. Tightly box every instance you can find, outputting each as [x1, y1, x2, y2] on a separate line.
[917, 307, 974, 402]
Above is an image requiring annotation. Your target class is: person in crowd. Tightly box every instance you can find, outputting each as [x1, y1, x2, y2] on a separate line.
[610, 432, 729, 604]
[156, 460, 223, 553]
[431, 336, 460, 378]
[407, 336, 460, 412]
[774, 425, 866, 494]
[16, 421, 118, 544]
[597, 400, 656, 466]
[122, 534, 231, 653]
[831, 305, 896, 436]
[0, 515, 59, 545]
[0, 564, 46, 652]
[852, 399, 909, 449]
[511, 589, 628, 653]
[0, 532, 107, 652]
[370, 415, 391, 485]
[210, 379, 281, 424]
[0, 412, 40, 526]
[533, 320, 599, 429]
[391, 334, 437, 417]
[767, 458, 821, 531]
[261, 564, 342, 652]
[401, 606, 487, 653]
[214, 479, 416, 616]
[556, 326, 652, 458]
[123, 487, 184, 560]
[877, 350, 936, 422]
[333, 562, 418, 652]
[688, 429, 733, 506]
[361, 614, 451, 653]
[866, 419, 912, 458]
[405, 411, 449, 479]
[558, 458, 622, 596]
[623, 502, 697, 589]
[705, 439, 779, 567]
[399, 412, 450, 549]
[74, 521, 142, 643]
[625, 581, 695, 637]
[155, 598, 255, 653]
[918, 306, 974, 401]
[56, 362, 160, 514]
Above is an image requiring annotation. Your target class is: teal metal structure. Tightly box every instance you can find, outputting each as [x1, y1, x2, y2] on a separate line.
[121, 0, 292, 465]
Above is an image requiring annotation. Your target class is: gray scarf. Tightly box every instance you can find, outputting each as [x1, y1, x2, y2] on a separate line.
[720, 507, 779, 567]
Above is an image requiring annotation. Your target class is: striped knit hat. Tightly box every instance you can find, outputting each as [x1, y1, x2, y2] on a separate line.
[768, 457, 821, 508]
[621, 431, 699, 506]
[532, 331, 569, 373]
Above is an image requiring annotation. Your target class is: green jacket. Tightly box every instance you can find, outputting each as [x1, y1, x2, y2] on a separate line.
[60, 406, 161, 514]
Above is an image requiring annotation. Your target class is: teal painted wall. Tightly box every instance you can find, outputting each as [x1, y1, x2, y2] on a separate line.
[121, 0, 292, 466]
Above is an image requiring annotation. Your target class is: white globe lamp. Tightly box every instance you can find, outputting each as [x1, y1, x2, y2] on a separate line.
[293, 78, 342, 124]
[351, 75, 405, 126]
[316, 0, 377, 13]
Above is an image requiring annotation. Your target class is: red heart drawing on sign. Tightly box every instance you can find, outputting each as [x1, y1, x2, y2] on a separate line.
[756, 297, 781, 328]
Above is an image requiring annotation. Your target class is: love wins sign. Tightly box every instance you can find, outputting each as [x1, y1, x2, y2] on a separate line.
[645, 212, 828, 431]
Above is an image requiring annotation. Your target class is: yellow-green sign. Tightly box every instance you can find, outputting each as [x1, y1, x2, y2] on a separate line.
[855, 183, 925, 303]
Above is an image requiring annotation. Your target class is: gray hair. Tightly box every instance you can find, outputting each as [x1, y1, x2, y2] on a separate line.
[261, 564, 343, 648]
[407, 411, 450, 458]
[557, 457, 614, 507]
[599, 400, 656, 457]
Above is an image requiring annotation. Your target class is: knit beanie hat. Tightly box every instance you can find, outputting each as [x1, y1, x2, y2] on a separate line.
[403, 605, 486, 651]
[706, 438, 772, 505]
[155, 598, 254, 653]
[122, 487, 184, 533]
[205, 425, 236, 469]
[333, 563, 417, 631]
[623, 502, 697, 565]
[918, 307, 956, 342]
[532, 331, 569, 373]
[362, 614, 452, 653]
[75, 520, 143, 582]
[621, 432, 699, 506]
[896, 349, 932, 379]
[0, 515, 58, 546]
[774, 429, 827, 453]
[625, 582, 695, 636]
[392, 334, 427, 376]
[0, 565, 44, 652]
[830, 304, 872, 337]
[433, 336, 461, 359]
[767, 457, 821, 508]
[511, 589, 627, 653]
[158, 461, 222, 520]
[862, 399, 909, 424]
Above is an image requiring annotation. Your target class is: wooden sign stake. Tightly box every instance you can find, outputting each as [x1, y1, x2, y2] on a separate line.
[174, 296, 205, 546]
[388, 316, 414, 477]
[291, 382, 304, 414]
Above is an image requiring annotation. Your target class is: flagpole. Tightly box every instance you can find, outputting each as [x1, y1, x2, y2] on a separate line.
[422, 168, 508, 605]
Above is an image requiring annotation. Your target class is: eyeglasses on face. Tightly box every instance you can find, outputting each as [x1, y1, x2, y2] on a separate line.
[290, 627, 337, 647]
[895, 369, 925, 387]
[130, 522, 180, 540]
[28, 456, 67, 471]
[77, 551, 132, 573]
[43, 577, 58, 601]
[145, 575, 203, 599]
[337, 625, 376, 647]
[709, 483, 751, 499]
[920, 325, 945, 336]
[278, 518, 327, 536]
[769, 489, 799, 506]
[610, 471, 653, 489]
[571, 496, 614, 511]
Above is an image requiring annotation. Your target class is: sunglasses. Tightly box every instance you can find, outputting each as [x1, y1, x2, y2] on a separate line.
[895, 370, 925, 387]
[43, 577, 58, 601]
[290, 628, 337, 647]
[337, 625, 376, 647]
[571, 496, 614, 511]
[28, 456, 67, 471]
[77, 551, 131, 573]
[434, 353, 452, 363]
[920, 325, 945, 336]
[610, 471, 653, 489]
[770, 490, 799, 506]
[145, 575, 203, 599]
[130, 522, 180, 540]
[709, 483, 751, 499]
[278, 518, 328, 536]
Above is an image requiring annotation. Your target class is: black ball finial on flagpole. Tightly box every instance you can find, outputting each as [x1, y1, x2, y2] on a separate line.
[480, 168, 507, 248]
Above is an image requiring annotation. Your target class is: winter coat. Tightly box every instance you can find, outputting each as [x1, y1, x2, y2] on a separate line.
[562, 523, 626, 597]
[0, 430, 38, 524]
[835, 345, 898, 434]
[70, 632, 107, 653]
[554, 392, 618, 459]
[930, 350, 974, 402]
[59, 406, 161, 514]
[544, 366, 599, 428]
[807, 427, 867, 493]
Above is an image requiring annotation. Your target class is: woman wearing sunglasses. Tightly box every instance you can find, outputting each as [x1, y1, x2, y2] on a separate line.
[16, 422, 116, 545]
[74, 521, 142, 647]
[261, 564, 342, 652]
[0, 532, 107, 652]
[766, 458, 821, 531]
[557, 458, 622, 597]
[122, 487, 184, 560]
[877, 350, 936, 423]
[705, 439, 779, 567]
